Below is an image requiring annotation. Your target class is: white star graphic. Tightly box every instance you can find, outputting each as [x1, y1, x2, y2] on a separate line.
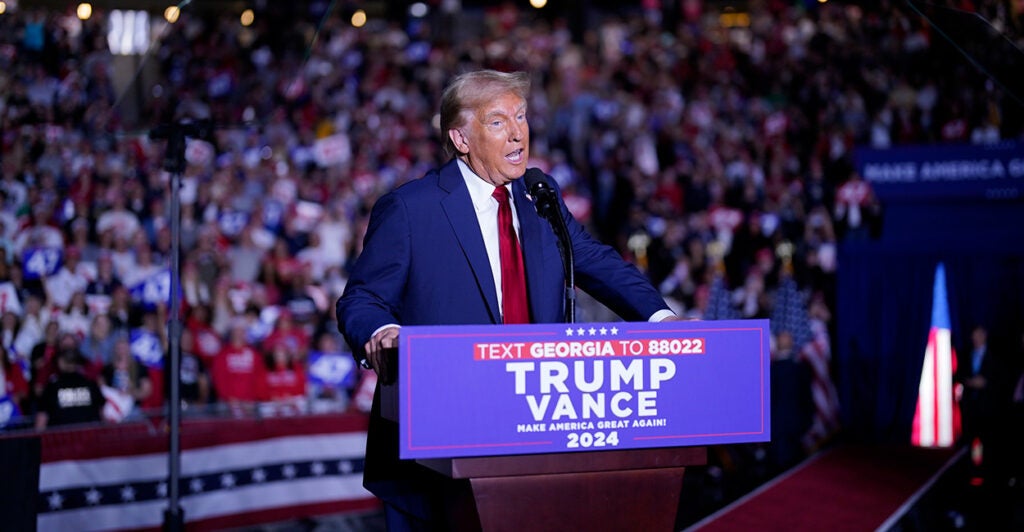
[85, 488, 102, 505]
[220, 473, 236, 489]
[251, 468, 267, 483]
[121, 485, 136, 502]
[565, 328, 574, 336]
[577, 327, 585, 336]
[47, 492, 63, 510]
[190, 478, 204, 493]
[338, 460, 353, 474]
[600, 327, 608, 335]
[610, 327, 619, 335]
[588, 327, 597, 336]
[282, 464, 297, 479]
[156, 482, 168, 498]
[311, 462, 326, 476]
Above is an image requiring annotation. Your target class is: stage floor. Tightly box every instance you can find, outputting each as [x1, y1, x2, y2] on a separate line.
[686, 444, 1023, 532]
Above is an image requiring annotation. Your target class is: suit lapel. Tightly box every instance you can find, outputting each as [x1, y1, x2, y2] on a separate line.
[439, 160, 501, 324]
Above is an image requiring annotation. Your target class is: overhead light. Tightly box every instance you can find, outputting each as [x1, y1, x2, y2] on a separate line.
[108, 10, 150, 55]
[351, 9, 366, 28]
[77, 3, 92, 20]
[165, 5, 180, 24]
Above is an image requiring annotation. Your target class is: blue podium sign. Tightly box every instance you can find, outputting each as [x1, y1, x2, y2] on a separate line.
[398, 319, 770, 459]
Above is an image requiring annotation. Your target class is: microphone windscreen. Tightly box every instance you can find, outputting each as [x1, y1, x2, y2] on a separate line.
[524, 168, 549, 195]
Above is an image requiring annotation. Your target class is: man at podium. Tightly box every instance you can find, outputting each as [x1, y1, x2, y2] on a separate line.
[336, 69, 677, 530]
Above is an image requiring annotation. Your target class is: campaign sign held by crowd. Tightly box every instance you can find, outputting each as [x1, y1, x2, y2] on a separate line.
[397, 320, 770, 459]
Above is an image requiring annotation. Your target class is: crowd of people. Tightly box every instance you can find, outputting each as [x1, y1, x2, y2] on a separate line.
[0, 0, 1021, 446]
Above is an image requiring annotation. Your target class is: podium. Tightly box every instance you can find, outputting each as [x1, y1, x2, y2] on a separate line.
[417, 446, 706, 532]
[385, 320, 769, 530]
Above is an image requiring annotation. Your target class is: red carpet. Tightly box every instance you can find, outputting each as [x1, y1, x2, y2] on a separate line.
[689, 445, 958, 531]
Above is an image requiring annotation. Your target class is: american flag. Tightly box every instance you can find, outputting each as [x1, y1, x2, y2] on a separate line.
[35, 414, 378, 531]
[772, 276, 840, 444]
[800, 316, 841, 442]
[705, 275, 740, 321]
[911, 263, 960, 448]
[770, 276, 813, 349]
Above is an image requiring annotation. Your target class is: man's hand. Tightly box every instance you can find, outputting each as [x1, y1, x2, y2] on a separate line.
[364, 326, 400, 385]
[659, 314, 700, 322]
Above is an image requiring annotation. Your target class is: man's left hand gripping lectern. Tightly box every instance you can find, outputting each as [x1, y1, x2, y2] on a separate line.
[381, 320, 771, 532]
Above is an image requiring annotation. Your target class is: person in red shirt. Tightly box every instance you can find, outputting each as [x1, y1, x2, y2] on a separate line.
[261, 308, 309, 362]
[211, 320, 267, 415]
[262, 341, 307, 416]
[185, 304, 222, 363]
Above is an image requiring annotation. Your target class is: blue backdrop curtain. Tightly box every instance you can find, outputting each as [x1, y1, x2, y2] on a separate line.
[835, 203, 1024, 443]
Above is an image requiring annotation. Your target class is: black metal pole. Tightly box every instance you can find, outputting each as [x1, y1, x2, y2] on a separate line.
[164, 168, 184, 532]
[151, 122, 201, 532]
[556, 220, 576, 324]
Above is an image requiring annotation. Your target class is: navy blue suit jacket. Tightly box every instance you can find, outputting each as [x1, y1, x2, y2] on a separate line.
[336, 159, 668, 517]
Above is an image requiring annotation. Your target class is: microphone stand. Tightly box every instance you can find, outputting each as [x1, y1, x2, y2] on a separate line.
[533, 195, 576, 324]
[149, 120, 209, 532]
[553, 215, 576, 324]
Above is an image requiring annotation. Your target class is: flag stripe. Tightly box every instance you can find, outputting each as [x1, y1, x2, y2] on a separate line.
[39, 500, 167, 532]
[34, 414, 379, 531]
[38, 476, 372, 531]
[935, 329, 954, 446]
[186, 499, 380, 532]
[40, 413, 369, 462]
[916, 338, 936, 447]
[183, 475, 368, 521]
[40, 433, 367, 489]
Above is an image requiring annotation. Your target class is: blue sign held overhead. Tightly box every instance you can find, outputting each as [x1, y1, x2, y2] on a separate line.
[130, 329, 164, 369]
[22, 247, 62, 280]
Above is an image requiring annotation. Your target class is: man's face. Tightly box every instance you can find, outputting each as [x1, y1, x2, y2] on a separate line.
[452, 92, 529, 186]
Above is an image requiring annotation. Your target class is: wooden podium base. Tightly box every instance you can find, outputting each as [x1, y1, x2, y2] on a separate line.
[419, 447, 705, 532]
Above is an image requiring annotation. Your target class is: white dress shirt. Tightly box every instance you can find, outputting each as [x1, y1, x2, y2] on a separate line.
[457, 159, 520, 314]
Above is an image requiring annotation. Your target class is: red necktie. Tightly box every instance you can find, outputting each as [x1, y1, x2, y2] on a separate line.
[492, 186, 530, 324]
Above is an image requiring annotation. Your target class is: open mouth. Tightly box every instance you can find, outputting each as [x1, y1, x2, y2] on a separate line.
[506, 149, 524, 163]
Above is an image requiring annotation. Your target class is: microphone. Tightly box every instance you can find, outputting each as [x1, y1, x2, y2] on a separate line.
[523, 168, 576, 323]
[525, 168, 560, 220]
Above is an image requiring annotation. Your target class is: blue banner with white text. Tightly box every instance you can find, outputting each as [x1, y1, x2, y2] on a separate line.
[853, 141, 1024, 201]
[398, 320, 770, 459]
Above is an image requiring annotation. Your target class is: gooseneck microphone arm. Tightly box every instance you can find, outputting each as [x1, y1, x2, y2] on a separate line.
[524, 168, 575, 323]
